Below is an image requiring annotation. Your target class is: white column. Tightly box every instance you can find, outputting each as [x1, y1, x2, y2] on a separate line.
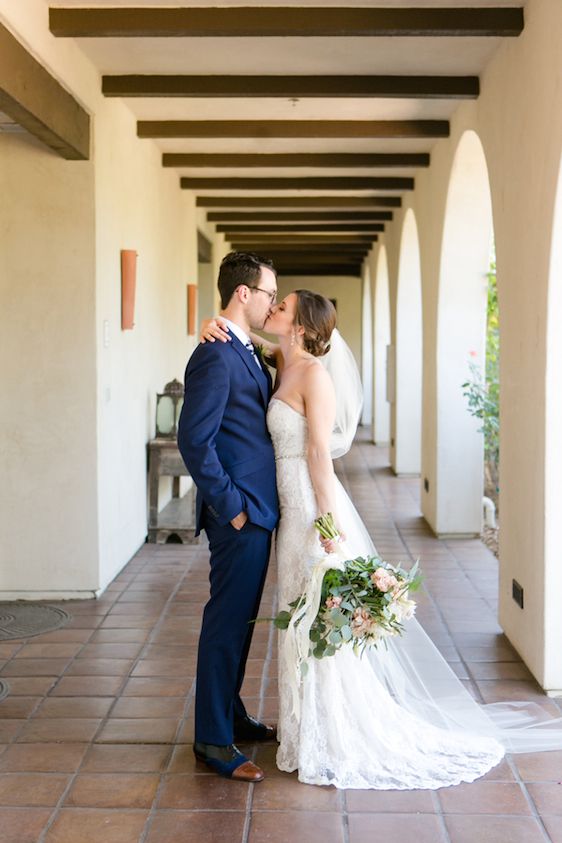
[392, 209, 422, 475]
[361, 267, 373, 426]
[433, 130, 492, 536]
[372, 247, 391, 445]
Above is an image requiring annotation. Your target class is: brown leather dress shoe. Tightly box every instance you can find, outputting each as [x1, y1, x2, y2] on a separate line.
[231, 760, 265, 782]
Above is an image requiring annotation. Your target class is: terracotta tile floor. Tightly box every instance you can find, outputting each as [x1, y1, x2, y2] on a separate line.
[1, 433, 561, 843]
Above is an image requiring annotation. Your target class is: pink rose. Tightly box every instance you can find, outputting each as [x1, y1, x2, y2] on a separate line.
[351, 607, 374, 637]
[325, 595, 343, 609]
[371, 568, 398, 593]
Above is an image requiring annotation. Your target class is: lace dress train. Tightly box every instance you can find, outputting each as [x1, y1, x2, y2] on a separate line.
[266, 397, 562, 790]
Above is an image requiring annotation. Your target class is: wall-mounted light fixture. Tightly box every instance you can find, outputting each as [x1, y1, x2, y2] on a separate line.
[187, 284, 197, 336]
[121, 249, 137, 330]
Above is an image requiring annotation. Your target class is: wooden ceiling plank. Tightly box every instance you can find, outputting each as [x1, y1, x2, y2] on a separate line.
[0, 23, 90, 160]
[140, 120, 448, 139]
[164, 152, 429, 168]
[219, 223, 385, 233]
[233, 243, 373, 252]
[197, 197, 401, 208]
[103, 75, 478, 100]
[276, 267, 363, 277]
[50, 8, 524, 39]
[182, 177, 412, 190]
[268, 253, 367, 262]
[208, 211, 393, 221]
[230, 233, 375, 242]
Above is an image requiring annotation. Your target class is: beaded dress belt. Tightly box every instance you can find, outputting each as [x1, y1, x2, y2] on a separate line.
[275, 454, 305, 461]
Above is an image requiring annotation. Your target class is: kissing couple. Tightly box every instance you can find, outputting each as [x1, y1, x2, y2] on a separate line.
[178, 251, 562, 790]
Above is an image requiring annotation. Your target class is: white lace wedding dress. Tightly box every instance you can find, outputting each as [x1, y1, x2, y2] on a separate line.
[267, 396, 562, 790]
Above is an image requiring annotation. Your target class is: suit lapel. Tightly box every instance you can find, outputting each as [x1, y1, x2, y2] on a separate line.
[230, 335, 269, 409]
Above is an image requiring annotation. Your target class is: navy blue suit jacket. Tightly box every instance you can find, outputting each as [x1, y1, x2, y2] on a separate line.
[177, 334, 279, 536]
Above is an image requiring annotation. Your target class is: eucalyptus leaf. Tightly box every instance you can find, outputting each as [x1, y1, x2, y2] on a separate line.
[330, 608, 347, 628]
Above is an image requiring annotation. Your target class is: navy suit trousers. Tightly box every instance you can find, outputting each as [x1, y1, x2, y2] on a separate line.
[195, 511, 272, 745]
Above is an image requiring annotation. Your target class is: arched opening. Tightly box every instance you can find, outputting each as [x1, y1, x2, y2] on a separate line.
[392, 209, 422, 476]
[434, 130, 495, 535]
[361, 265, 373, 427]
[372, 246, 391, 446]
[544, 154, 562, 690]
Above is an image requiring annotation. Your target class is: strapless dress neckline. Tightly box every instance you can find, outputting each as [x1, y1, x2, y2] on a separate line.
[269, 396, 306, 419]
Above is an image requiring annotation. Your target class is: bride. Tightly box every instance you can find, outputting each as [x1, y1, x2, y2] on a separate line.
[202, 288, 562, 790]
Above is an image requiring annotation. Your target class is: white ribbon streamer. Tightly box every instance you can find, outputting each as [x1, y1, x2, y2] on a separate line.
[281, 542, 351, 720]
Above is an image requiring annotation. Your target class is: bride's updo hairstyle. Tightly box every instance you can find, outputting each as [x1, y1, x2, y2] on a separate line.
[294, 290, 337, 357]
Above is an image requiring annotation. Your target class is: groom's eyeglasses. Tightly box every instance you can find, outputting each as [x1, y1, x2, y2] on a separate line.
[248, 285, 277, 304]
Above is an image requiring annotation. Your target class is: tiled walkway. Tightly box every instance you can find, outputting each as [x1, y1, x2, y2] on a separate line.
[1, 434, 561, 843]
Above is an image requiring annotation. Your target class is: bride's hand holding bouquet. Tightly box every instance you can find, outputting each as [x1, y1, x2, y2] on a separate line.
[274, 512, 423, 664]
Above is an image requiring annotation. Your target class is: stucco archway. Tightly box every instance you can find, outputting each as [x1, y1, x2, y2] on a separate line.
[372, 246, 391, 446]
[434, 130, 494, 535]
[392, 209, 422, 476]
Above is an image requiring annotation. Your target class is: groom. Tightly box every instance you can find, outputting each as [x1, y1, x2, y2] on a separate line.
[177, 251, 279, 782]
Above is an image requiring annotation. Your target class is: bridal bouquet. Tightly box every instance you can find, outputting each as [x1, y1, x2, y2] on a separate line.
[273, 513, 423, 664]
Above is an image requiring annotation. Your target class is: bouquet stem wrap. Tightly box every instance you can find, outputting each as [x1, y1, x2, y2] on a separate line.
[281, 542, 349, 720]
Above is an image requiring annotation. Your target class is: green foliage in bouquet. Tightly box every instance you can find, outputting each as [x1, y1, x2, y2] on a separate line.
[272, 513, 423, 661]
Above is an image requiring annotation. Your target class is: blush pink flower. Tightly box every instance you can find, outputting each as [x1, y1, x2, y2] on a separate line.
[371, 568, 398, 593]
[325, 595, 343, 609]
[351, 607, 375, 637]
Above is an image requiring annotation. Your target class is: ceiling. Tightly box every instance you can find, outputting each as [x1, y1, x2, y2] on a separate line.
[45, 2, 527, 276]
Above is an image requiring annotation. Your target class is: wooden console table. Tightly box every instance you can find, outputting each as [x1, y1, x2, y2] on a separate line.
[147, 439, 197, 544]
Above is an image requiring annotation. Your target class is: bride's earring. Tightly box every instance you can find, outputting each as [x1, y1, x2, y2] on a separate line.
[290, 330, 295, 347]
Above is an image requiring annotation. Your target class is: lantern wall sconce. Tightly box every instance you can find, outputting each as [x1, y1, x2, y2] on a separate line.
[121, 249, 137, 330]
[187, 284, 197, 336]
[155, 378, 184, 439]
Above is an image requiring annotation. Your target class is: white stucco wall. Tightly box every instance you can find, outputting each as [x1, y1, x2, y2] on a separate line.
[0, 132, 98, 597]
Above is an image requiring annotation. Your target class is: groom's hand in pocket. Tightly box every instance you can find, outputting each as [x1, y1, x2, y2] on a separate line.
[230, 511, 248, 531]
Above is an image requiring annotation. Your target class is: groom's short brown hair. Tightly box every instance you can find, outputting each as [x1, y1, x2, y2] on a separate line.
[218, 251, 276, 309]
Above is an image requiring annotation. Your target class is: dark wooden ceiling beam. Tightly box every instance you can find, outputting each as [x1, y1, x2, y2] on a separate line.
[197, 197, 401, 208]
[230, 234, 374, 242]
[219, 223, 384, 233]
[182, 177, 411, 190]
[50, 8, 524, 38]
[104, 75, 478, 100]
[139, 120, 448, 139]
[268, 253, 367, 263]
[164, 152, 429, 168]
[0, 23, 90, 160]
[234, 243, 373, 252]
[208, 212, 393, 221]
[276, 266, 363, 277]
